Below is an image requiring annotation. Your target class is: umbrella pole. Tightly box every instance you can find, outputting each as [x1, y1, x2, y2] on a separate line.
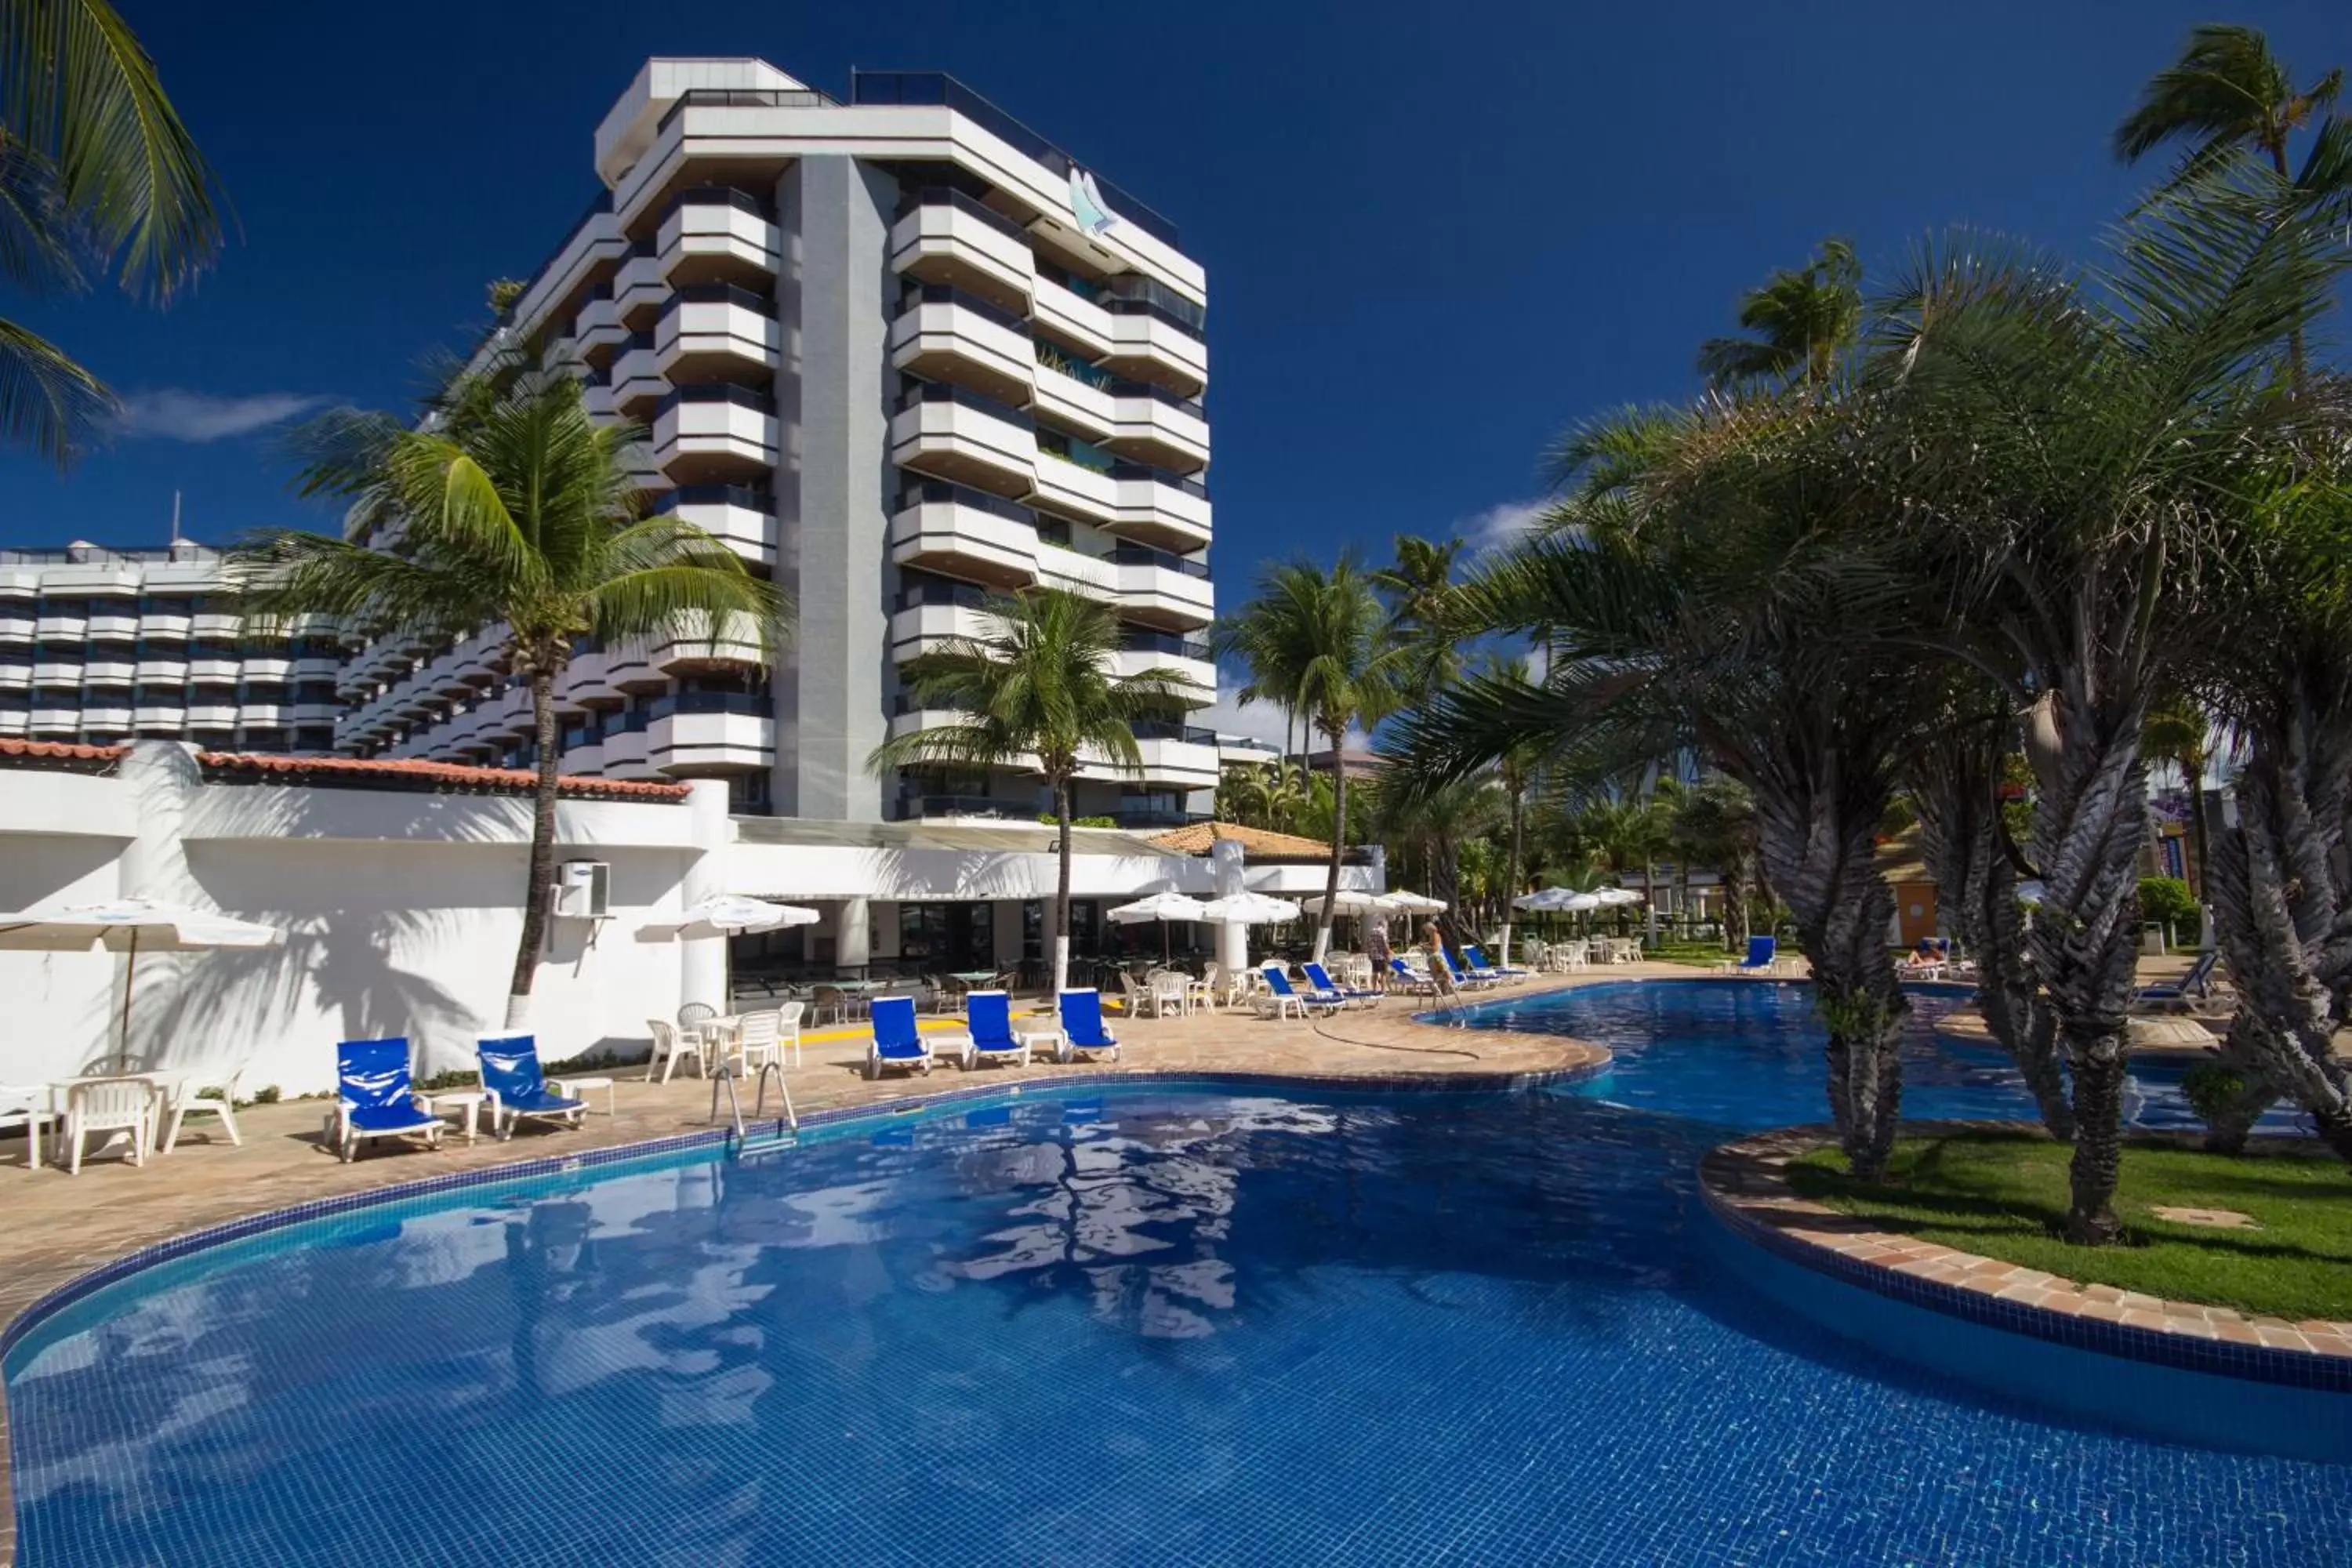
[117, 928, 140, 1070]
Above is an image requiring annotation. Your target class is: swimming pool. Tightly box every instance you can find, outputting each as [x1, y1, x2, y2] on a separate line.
[7, 993, 2345, 1563]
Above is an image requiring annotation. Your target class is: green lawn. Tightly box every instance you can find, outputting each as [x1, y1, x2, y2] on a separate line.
[1786, 1131, 2352, 1321]
[1646, 938, 1740, 967]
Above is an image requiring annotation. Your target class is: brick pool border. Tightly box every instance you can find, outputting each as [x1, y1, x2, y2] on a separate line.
[1700, 1121, 2352, 1392]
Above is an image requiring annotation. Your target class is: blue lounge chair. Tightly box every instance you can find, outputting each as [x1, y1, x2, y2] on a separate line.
[964, 990, 1033, 1069]
[329, 1036, 442, 1163]
[1386, 956, 1438, 995]
[1302, 961, 1379, 1007]
[1717, 935, 1781, 976]
[1454, 947, 1507, 985]
[1463, 944, 1529, 981]
[1257, 964, 1341, 1018]
[866, 995, 943, 1080]
[1056, 989, 1122, 1062]
[2136, 949, 2220, 1011]
[1438, 949, 1497, 989]
[476, 1036, 587, 1140]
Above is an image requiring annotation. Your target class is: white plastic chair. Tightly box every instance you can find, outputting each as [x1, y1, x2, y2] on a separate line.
[64, 1078, 154, 1174]
[732, 1009, 784, 1074]
[775, 1001, 805, 1067]
[2, 1083, 61, 1169]
[1149, 971, 1190, 1018]
[159, 1060, 247, 1153]
[644, 1018, 706, 1083]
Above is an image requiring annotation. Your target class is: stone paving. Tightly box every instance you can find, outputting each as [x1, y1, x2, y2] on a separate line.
[1700, 1123, 2352, 1366]
[0, 964, 1650, 1564]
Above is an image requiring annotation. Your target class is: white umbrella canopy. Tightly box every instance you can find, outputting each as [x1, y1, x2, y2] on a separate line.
[1594, 887, 1645, 907]
[1107, 892, 1212, 924]
[1512, 887, 1577, 912]
[0, 896, 283, 1066]
[1301, 890, 1399, 916]
[638, 895, 820, 942]
[1200, 891, 1303, 925]
[1381, 889, 1447, 913]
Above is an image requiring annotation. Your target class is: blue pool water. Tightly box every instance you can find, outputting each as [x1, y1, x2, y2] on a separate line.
[8, 988, 2347, 1565]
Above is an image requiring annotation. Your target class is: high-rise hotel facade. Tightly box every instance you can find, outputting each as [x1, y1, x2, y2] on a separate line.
[336, 58, 1218, 828]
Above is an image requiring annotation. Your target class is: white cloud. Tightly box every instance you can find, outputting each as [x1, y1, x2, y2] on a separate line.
[1461, 495, 1553, 551]
[1195, 678, 1293, 749]
[114, 389, 332, 443]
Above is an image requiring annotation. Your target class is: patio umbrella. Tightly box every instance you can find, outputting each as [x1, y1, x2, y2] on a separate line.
[637, 895, 820, 941]
[0, 895, 282, 1066]
[1512, 887, 1577, 911]
[1381, 890, 1447, 913]
[1108, 891, 1210, 964]
[1200, 891, 1303, 968]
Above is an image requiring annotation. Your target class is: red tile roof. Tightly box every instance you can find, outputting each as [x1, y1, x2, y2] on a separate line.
[196, 752, 691, 801]
[0, 738, 129, 763]
[1149, 821, 1338, 859]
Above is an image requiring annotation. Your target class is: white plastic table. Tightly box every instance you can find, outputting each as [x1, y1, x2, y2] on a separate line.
[554, 1075, 617, 1116]
[417, 1089, 488, 1144]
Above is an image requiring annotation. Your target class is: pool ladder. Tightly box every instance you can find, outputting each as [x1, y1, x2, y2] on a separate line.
[711, 1059, 799, 1158]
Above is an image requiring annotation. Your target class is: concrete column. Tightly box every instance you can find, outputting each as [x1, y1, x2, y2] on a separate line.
[838, 895, 872, 974]
[1210, 837, 1247, 975]
[785, 156, 898, 823]
[678, 779, 731, 1015]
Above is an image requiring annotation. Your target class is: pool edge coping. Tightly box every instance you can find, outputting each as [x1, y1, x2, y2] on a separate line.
[0, 1054, 1612, 1566]
[1699, 1120, 2352, 1393]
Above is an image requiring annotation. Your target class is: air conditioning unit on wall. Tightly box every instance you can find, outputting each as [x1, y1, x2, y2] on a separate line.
[552, 859, 611, 919]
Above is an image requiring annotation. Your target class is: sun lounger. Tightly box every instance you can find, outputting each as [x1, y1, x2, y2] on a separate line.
[964, 990, 1033, 1069]
[1258, 964, 1342, 1018]
[1302, 960, 1379, 1007]
[1462, 945, 1529, 982]
[1056, 989, 1122, 1062]
[1715, 935, 1783, 976]
[1385, 956, 1439, 995]
[475, 1036, 588, 1139]
[1439, 949, 1498, 989]
[330, 1036, 443, 1163]
[2136, 949, 2220, 1012]
[869, 995, 956, 1079]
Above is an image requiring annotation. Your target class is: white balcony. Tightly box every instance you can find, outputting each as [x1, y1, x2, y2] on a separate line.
[1112, 552, 1215, 630]
[293, 653, 340, 681]
[659, 488, 775, 567]
[1028, 455, 1120, 528]
[601, 721, 651, 771]
[888, 488, 1040, 589]
[1111, 470, 1213, 554]
[191, 612, 240, 639]
[612, 249, 669, 327]
[86, 608, 140, 640]
[135, 657, 190, 684]
[651, 387, 777, 481]
[186, 655, 240, 684]
[559, 740, 604, 775]
[1031, 540, 1117, 597]
[0, 710, 24, 736]
[605, 644, 663, 694]
[0, 663, 27, 691]
[1089, 733, 1220, 789]
[1029, 361, 1117, 443]
[81, 655, 134, 686]
[34, 615, 85, 640]
[31, 659, 80, 686]
[649, 616, 766, 677]
[136, 612, 190, 640]
[648, 710, 773, 771]
[566, 649, 619, 708]
[1106, 388, 1210, 474]
[1108, 644, 1218, 699]
[585, 383, 620, 421]
[1033, 275, 1115, 359]
[889, 598, 992, 656]
[1102, 309, 1208, 398]
[293, 701, 339, 727]
[609, 343, 668, 415]
[570, 292, 629, 357]
[27, 706, 77, 735]
[241, 654, 293, 683]
[659, 191, 781, 286]
[657, 290, 780, 386]
[890, 289, 1034, 405]
[890, 192, 1035, 314]
[891, 387, 1036, 499]
[184, 702, 238, 730]
[0, 608, 31, 643]
[133, 702, 187, 731]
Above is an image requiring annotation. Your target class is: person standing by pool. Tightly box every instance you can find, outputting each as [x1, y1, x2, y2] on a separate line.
[1366, 919, 1392, 991]
[1422, 920, 1456, 997]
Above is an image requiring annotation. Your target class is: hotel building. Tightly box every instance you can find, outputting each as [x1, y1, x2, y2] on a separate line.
[335, 57, 1219, 830]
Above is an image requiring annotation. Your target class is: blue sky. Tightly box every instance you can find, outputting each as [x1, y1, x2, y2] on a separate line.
[4, 0, 2343, 580]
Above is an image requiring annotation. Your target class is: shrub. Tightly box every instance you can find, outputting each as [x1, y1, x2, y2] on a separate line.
[2180, 1062, 2245, 1125]
[2139, 876, 2199, 942]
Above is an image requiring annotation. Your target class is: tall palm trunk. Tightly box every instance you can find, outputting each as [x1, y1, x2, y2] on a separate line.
[1754, 775, 1907, 1179]
[506, 668, 562, 1028]
[2206, 693, 2352, 1163]
[1497, 790, 1525, 967]
[1914, 740, 2072, 1138]
[1313, 732, 1346, 962]
[1053, 775, 1075, 995]
[2026, 695, 2152, 1243]
[1723, 851, 1751, 953]
[2176, 746, 2212, 920]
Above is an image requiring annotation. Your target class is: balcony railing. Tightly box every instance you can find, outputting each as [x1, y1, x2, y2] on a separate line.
[1130, 720, 1217, 745]
[1111, 462, 1208, 500]
[651, 484, 774, 514]
[648, 688, 767, 718]
[851, 71, 1180, 249]
[664, 185, 771, 222]
[899, 479, 1036, 528]
[898, 579, 993, 612]
[657, 383, 775, 416]
[655, 86, 840, 135]
[668, 281, 778, 318]
[898, 379, 1033, 427]
[1038, 344, 1117, 390]
[1119, 629, 1212, 659]
[894, 793, 1028, 821]
[895, 185, 1029, 243]
[1109, 379, 1206, 419]
[901, 281, 1030, 336]
[1102, 274, 1207, 335]
[1109, 543, 1211, 580]
[601, 708, 652, 738]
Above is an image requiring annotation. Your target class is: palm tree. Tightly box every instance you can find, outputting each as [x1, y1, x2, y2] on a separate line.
[1695, 238, 1863, 393]
[1370, 533, 1466, 701]
[1874, 158, 2347, 1239]
[1370, 768, 1501, 942]
[0, 0, 227, 463]
[1479, 655, 1544, 965]
[2116, 24, 2347, 381]
[1668, 773, 1759, 953]
[868, 587, 1192, 993]
[1225, 557, 1403, 960]
[234, 369, 786, 1027]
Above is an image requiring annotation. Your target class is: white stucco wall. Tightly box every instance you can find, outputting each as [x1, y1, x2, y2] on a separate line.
[0, 745, 712, 1096]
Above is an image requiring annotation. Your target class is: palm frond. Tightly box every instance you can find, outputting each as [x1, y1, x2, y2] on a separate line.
[0, 314, 111, 464]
